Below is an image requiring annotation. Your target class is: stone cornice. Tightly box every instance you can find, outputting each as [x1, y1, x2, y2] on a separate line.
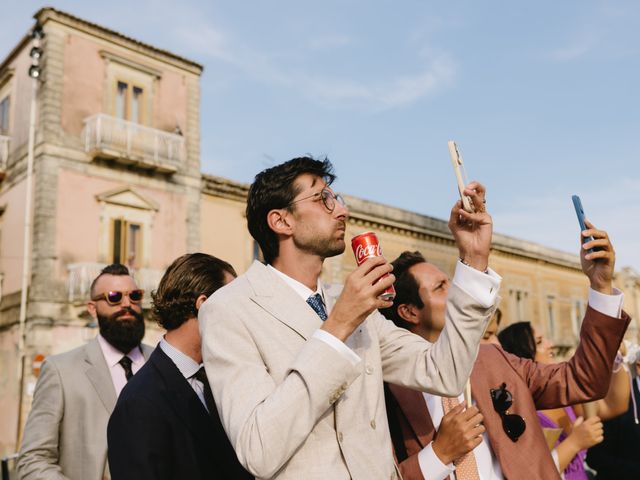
[0, 35, 30, 74]
[0, 68, 15, 89]
[201, 173, 249, 201]
[198, 175, 582, 270]
[34, 7, 203, 75]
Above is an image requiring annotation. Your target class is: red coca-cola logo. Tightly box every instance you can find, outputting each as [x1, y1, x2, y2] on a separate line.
[354, 243, 381, 263]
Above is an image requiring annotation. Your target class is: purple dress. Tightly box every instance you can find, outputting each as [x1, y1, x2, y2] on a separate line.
[537, 407, 587, 480]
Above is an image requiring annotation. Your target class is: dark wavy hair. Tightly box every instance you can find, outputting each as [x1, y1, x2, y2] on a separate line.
[151, 253, 236, 330]
[246, 156, 336, 264]
[498, 321, 536, 360]
[90, 263, 130, 298]
[379, 251, 426, 331]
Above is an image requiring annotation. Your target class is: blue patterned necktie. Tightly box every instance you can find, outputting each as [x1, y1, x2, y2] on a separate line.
[306, 293, 328, 321]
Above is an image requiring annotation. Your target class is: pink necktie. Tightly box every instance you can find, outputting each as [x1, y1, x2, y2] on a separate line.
[441, 396, 481, 480]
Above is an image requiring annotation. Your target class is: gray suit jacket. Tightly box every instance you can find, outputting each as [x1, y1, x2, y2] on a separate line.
[199, 260, 497, 480]
[17, 337, 153, 480]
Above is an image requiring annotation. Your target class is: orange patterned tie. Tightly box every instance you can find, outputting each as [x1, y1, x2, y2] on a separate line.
[441, 396, 481, 480]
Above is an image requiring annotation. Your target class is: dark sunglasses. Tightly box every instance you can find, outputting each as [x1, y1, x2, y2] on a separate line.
[490, 383, 526, 442]
[287, 187, 346, 213]
[92, 289, 145, 306]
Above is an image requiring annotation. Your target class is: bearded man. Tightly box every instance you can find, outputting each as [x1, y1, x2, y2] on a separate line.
[18, 263, 153, 480]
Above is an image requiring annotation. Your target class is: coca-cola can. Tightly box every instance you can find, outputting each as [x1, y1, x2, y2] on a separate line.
[351, 231, 396, 301]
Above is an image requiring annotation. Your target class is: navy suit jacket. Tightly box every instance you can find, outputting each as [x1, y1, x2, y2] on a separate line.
[107, 346, 252, 479]
[586, 376, 640, 479]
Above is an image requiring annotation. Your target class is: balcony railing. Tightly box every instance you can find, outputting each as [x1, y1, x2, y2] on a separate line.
[67, 262, 165, 308]
[82, 114, 184, 173]
[0, 135, 9, 176]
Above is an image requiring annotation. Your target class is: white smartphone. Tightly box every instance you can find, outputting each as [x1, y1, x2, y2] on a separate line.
[448, 140, 474, 212]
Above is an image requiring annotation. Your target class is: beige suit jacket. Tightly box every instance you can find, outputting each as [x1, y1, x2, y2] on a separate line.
[17, 337, 153, 480]
[200, 260, 497, 480]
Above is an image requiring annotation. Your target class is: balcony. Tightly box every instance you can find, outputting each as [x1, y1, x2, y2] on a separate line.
[0, 135, 9, 180]
[67, 262, 165, 308]
[82, 114, 184, 174]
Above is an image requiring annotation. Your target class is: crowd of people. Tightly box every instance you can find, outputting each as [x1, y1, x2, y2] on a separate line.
[15, 156, 638, 479]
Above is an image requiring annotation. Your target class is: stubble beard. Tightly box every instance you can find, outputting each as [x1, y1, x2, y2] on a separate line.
[295, 227, 346, 259]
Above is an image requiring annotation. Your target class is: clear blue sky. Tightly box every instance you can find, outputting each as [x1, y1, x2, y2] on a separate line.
[2, 1, 638, 270]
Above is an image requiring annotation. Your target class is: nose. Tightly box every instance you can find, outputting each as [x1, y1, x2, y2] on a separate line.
[334, 199, 349, 219]
[120, 293, 131, 307]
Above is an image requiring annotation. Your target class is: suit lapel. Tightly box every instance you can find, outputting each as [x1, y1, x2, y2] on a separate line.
[246, 261, 322, 340]
[84, 337, 118, 414]
[388, 384, 435, 448]
[140, 342, 154, 359]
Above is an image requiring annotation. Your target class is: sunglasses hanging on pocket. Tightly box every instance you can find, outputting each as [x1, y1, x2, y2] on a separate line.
[490, 383, 526, 442]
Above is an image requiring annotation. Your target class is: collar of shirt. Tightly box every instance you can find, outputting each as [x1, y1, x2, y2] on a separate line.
[267, 264, 325, 303]
[159, 337, 201, 380]
[97, 333, 144, 369]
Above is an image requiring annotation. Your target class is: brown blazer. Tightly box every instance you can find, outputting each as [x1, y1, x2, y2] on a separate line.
[386, 306, 631, 480]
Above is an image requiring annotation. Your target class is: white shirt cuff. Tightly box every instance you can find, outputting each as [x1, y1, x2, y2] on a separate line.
[452, 260, 501, 308]
[588, 287, 624, 318]
[418, 442, 455, 480]
[312, 329, 361, 366]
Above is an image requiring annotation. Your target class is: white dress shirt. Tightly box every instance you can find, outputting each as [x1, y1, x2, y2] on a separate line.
[159, 337, 209, 411]
[96, 334, 145, 396]
[268, 262, 502, 367]
[417, 287, 625, 480]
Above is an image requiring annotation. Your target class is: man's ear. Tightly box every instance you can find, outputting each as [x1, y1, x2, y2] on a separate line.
[195, 294, 208, 311]
[397, 303, 420, 326]
[86, 301, 97, 319]
[267, 208, 293, 235]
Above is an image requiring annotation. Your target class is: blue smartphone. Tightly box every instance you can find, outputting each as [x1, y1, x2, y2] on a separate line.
[571, 195, 599, 253]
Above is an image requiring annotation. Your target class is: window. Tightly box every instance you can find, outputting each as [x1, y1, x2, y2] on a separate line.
[0, 96, 9, 135]
[112, 219, 143, 269]
[115, 81, 144, 123]
[547, 295, 556, 338]
[509, 288, 529, 322]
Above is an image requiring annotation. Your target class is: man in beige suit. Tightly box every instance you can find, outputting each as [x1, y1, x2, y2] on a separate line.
[200, 157, 501, 479]
[18, 264, 153, 480]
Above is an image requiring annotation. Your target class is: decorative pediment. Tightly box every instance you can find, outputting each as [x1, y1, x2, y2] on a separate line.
[95, 186, 159, 211]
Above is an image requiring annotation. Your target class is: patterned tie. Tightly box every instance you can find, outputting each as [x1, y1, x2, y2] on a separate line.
[441, 396, 481, 480]
[194, 366, 216, 415]
[306, 293, 328, 321]
[118, 356, 133, 381]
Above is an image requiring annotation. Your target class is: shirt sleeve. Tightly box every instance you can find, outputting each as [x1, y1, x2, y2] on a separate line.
[452, 261, 501, 308]
[312, 329, 361, 366]
[588, 287, 624, 318]
[418, 442, 455, 480]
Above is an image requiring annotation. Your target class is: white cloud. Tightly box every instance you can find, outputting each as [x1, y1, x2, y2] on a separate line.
[548, 35, 596, 62]
[297, 55, 455, 110]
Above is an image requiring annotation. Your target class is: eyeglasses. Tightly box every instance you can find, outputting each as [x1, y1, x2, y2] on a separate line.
[490, 383, 526, 442]
[91, 289, 145, 306]
[287, 187, 346, 213]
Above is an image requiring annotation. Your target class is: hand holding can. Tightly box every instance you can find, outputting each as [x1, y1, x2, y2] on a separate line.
[351, 232, 396, 301]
